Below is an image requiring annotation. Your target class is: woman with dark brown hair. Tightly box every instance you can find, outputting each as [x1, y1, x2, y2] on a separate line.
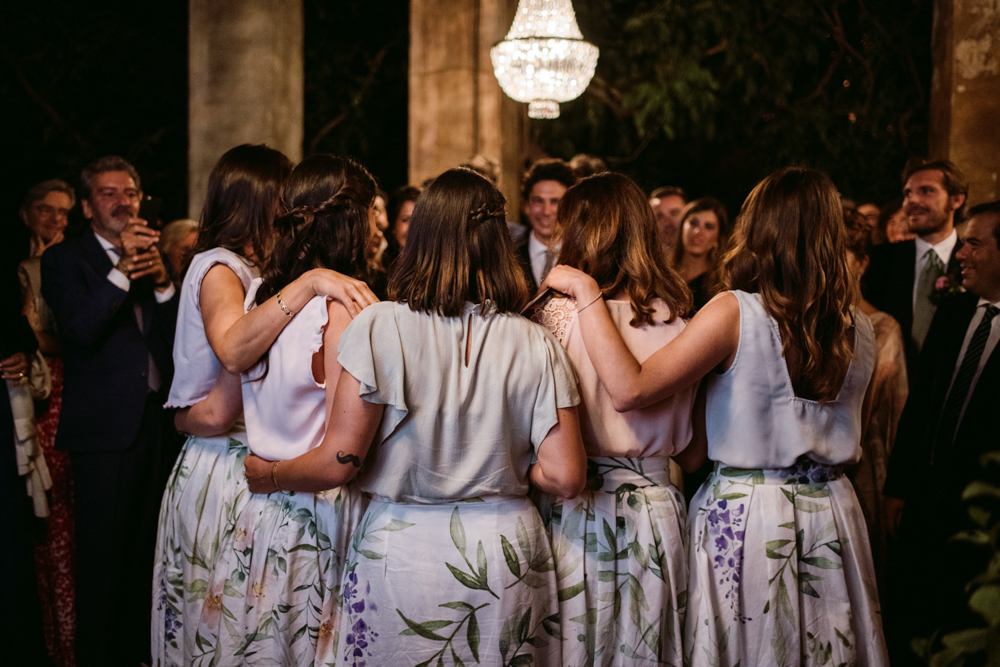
[672, 197, 730, 312]
[244, 167, 587, 666]
[543, 167, 888, 666]
[528, 172, 697, 666]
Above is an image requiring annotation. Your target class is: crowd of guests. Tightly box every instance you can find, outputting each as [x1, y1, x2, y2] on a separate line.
[1, 146, 997, 667]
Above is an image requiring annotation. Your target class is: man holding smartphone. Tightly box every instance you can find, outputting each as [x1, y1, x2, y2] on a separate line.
[41, 156, 180, 666]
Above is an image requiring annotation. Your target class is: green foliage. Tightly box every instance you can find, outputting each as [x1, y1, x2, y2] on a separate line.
[913, 451, 1000, 666]
[535, 0, 932, 210]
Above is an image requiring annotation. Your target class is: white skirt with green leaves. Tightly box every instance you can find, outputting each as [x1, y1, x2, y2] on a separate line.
[685, 459, 888, 667]
[339, 497, 561, 666]
[537, 456, 688, 667]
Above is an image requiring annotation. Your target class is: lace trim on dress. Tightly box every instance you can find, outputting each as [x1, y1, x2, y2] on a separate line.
[530, 295, 577, 345]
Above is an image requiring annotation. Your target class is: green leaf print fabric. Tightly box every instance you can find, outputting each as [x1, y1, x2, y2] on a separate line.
[339, 498, 561, 666]
[685, 460, 888, 667]
[538, 456, 688, 667]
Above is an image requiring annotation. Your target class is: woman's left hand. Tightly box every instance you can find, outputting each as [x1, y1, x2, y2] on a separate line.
[245, 453, 278, 494]
[541, 265, 601, 302]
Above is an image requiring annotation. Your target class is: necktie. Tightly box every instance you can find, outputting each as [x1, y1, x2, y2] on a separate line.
[931, 304, 999, 463]
[912, 249, 945, 351]
[541, 248, 558, 284]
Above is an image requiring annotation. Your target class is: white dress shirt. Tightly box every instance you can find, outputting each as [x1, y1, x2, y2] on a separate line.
[913, 230, 958, 310]
[947, 297, 1000, 428]
[528, 232, 561, 286]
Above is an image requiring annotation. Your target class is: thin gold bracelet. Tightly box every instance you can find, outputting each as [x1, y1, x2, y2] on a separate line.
[270, 460, 282, 491]
[577, 291, 605, 314]
[276, 291, 292, 317]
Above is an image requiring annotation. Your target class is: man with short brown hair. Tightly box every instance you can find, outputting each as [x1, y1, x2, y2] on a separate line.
[863, 157, 968, 380]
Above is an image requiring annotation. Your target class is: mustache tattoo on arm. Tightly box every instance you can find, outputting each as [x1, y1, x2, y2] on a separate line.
[337, 451, 361, 468]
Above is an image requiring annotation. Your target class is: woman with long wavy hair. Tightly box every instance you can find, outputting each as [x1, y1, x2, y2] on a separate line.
[158, 153, 378, 666]
[528, 172, 698, 666]
[672, 197, 730, 313]
[244, 168, 587, 666]
[543, 167, 888, 666]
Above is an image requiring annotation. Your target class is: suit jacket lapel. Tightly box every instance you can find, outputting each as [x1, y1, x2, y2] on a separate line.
[80, 231, 115, 278]
[947, 238, 964, 274]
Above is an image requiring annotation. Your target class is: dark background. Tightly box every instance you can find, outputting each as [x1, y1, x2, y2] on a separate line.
[2, 0, 930, 229]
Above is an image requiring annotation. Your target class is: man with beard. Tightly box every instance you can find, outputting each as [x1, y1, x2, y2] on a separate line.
[41, 156, 179, 666]
[864, 158, 968, 383]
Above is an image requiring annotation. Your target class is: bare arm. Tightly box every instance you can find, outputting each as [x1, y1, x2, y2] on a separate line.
[244, 301, 384, 493]
[673, 379, 709, 474]
[542, 265, 740, 411]
[529, 407, 587, 498]
[203, 267, 379, 374]
[174, 368, 243, 437]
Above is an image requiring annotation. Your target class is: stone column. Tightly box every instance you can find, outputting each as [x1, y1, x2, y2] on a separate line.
[409, 0, 527, 217]
[929, 0, 1000, 205]
[188, 0, 303, 218]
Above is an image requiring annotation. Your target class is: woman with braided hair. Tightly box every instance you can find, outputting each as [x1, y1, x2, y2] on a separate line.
[245, 167, 587, 666]
[176, 154, 378, 666]
[151, 145, 379, 666]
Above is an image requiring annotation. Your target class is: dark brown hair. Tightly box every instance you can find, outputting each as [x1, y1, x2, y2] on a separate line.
[902, 157, 969, 221]
[723, 167, 857, 402]
[255, 154, 375, 306]
[672, 197, 731, 300]
[557, 173, 692, 325]
[968, 199, 1000, 246]
[388, 168, 528, 316]
[649, 185, 687, 202]
[521, 158, 576, 201]
[843, 207, 873, 259]
[189, 144, 293, 267]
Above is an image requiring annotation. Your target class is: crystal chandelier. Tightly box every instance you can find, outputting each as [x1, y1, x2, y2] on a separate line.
[490, 0, 599, 119]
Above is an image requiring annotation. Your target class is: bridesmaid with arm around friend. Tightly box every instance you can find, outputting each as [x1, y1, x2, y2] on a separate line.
[245, 167, 588, 666]
[528, 172, 698, 666]
[152, 147, 378, 666]
[543, 167, 888, 666]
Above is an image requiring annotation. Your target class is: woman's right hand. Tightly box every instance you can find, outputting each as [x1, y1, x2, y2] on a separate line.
[541, 265, 601, 303]
[306, 269, 379, 318]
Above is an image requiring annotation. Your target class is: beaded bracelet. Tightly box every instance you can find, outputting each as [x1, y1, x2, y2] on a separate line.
[276, 291, 292, 317]
[577, 291, 605, 314]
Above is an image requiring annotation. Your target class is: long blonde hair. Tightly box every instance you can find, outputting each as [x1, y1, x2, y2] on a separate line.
[723, 167, 857, 401]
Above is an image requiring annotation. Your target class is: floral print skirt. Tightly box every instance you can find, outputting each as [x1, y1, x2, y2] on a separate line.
[685, 459, 888, 667]
[152, 432, 250, 666]
[339, 497, 561, 666]
[538, 456, 688, 667]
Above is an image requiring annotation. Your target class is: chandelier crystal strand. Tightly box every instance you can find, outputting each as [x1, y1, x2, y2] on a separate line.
[490, 0, 599, 119]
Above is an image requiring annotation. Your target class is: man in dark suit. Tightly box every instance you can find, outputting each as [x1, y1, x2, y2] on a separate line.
[864, 158, 968, 382]
[881, 200, 1000, 664]
[513, 159, 576, 294]
[41, 156, 180, 666]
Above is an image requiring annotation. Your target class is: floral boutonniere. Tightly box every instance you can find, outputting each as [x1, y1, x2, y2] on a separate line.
[930, 264, 964, 305]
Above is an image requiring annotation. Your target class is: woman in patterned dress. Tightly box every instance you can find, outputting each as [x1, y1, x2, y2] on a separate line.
[544, 167, 889, 666]
[528, 172, 698, 666]
[152, 146, 378, 666]
[244, 167, 588, 667]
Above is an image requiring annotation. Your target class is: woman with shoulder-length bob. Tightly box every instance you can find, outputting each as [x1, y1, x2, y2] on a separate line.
[245, 167, 588, 666]
[528, 172, 698, 666]
[543, 167, 888, 666]
[152, 146, 380, 665]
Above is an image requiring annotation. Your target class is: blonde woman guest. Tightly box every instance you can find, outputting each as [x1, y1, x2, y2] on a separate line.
[158, 218, 199, 284]
[529, 172, 698, 666]
[245, 168, 587, 666]
[672, 197, 730, 313]
[544, 167, 888, 666]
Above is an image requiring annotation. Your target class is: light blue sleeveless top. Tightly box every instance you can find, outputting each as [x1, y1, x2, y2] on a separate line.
[705, 290, 876, 468]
